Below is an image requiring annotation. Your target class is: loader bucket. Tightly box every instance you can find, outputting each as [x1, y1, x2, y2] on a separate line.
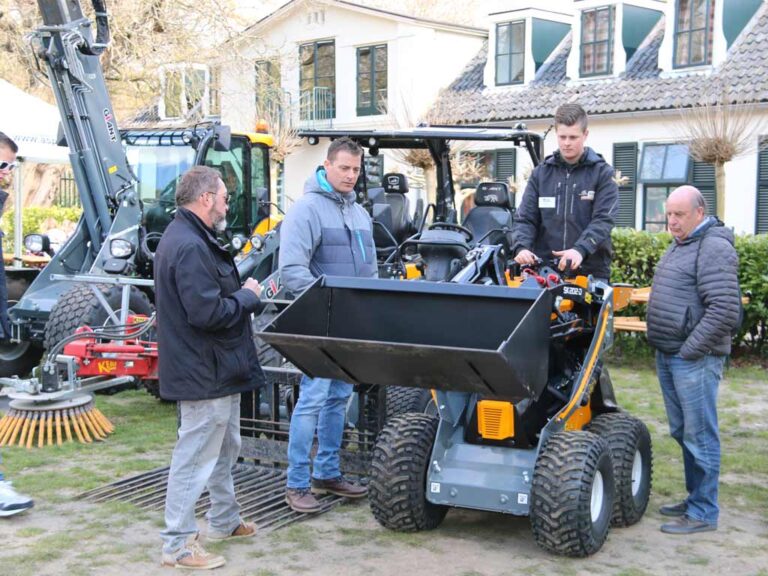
[259, 277, 553, 402]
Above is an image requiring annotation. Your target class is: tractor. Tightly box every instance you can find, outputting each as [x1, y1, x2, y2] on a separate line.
[253, 128, 653, 557]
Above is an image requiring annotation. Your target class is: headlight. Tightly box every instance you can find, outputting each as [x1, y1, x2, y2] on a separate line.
[24, 234, 49, 253]
[250, 234, 264, 251]
[231, 234, 246, 251]
[110, 238, 135, 258]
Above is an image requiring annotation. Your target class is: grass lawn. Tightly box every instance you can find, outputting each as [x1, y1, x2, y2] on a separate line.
[0, 362, 766, 575]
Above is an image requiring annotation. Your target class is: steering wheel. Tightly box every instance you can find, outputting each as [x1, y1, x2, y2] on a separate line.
[428, 222, 474, 242]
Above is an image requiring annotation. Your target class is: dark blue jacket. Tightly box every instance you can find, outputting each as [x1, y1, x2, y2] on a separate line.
[511, 148, 618, 279]
[155, 207, 265, 400]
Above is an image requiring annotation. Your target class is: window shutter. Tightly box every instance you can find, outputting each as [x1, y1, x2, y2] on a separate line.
[691, 160, 716, 216]
[494, 149, 517, 207]
[612, 142, 637, 227]
[757, 138, 768, 233]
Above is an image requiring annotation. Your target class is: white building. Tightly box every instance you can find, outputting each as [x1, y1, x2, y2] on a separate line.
[432, 0, 768, 234]
[218, 0, 486, 207]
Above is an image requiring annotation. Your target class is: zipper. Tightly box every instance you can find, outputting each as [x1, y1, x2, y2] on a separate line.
[355, 229, 367, 264]
[563, 170, 570, 249]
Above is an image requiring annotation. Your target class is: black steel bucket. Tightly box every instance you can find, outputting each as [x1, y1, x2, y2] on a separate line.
[258, 277, 552, 402]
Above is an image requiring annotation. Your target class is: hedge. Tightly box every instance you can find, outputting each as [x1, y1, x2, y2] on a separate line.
[611, 228, 768, 354]
[1, 206, 82, 253]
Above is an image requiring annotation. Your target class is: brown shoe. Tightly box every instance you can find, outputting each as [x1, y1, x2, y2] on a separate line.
[285, 488, 322, 513]
[311, 476, 367, 499]
[161, 538, 226, 570]
[207, 521, 257, 541]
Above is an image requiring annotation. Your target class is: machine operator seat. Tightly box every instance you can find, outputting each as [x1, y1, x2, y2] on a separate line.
[381, 173, 413, 243]
[462, 182, 514, 246]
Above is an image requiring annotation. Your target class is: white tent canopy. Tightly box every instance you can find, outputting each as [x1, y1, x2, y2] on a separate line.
[0, 79, 69, 163]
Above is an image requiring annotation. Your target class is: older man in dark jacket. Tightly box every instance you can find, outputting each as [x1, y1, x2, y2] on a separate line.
[156, 166, 265, 570]
[647, 185, 741, 536]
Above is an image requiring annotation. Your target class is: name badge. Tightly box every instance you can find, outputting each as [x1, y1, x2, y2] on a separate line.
[539, 196, 556, 209]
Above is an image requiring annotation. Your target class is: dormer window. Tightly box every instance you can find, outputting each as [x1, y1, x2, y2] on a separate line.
[580, 6, 614, 76]
[495, 20, 525, 86]
[674, 0, 714, 67]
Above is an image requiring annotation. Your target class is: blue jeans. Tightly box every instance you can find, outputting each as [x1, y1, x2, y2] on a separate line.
[161, 394, 243, 554]
[286, 376, 353, 489]
[656, 351, 725, 525]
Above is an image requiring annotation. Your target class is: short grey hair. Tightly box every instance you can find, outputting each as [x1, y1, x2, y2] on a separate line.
[175, 166, 222, 206]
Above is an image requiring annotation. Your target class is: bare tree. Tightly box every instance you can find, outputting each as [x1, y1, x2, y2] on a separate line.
[677, 89, 766, 221]
[0, 0, 249, 118]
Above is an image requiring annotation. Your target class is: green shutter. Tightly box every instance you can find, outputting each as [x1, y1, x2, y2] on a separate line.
[494, 149, 517, 207]
[757, 138, 768, 233]
[612, 142, 638, 228]
[691, 160, 716, 216]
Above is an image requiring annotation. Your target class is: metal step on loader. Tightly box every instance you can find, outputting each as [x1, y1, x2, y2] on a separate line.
[257, 253, 653, 556]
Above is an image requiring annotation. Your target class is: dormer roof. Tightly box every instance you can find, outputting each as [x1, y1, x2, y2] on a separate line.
[431, 2, 768, 123]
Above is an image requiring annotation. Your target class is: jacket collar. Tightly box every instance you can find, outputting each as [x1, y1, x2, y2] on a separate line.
[676, 216, 721, 245]
[175, 207, 228, 254]
[544, 147, 604, 168]
[308, 166, 357, 206]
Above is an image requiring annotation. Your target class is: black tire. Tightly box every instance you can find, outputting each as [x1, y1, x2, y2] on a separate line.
[45, 284, 153, 350]
[0, 277, 44, 378]
[44, 284, 153, 394]
[587, 413, 652, 527]
[385, 386, 436, 418]
[0, 340, 43, 378]
[142, 379, 172, 403]
[530, 431, 615, 557]
[369, 413, 447, 531]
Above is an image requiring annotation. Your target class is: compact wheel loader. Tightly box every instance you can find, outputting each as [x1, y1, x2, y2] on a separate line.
[258, 249, 652, 556]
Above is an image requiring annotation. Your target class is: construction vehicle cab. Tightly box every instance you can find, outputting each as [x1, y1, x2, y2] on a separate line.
[1, 0, 279, 379]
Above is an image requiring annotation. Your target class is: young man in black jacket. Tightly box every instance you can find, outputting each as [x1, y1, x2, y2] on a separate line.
[512, 103, 618, 280]
[155, 166, 265, 570]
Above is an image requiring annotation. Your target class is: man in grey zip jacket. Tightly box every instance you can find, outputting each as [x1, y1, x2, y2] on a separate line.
[647, 185, 740, 535]
[280, 137, 375, 513]
[512, 103, 618, 279]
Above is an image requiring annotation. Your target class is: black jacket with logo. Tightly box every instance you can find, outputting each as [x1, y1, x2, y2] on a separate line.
[511, 147, 618, 279]
[155, 207, 265, 401]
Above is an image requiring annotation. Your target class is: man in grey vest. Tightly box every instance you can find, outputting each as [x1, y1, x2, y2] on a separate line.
[280, 137, 375, 513]
[647, 185, 741, 535]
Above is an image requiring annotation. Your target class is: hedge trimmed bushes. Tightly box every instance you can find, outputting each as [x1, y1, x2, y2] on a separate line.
[1, 206, 82, 253]
[611, 228, 768, 355]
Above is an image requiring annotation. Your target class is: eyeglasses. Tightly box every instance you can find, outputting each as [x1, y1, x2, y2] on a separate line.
[0, 161, 18, 171]
[208, 190, 232, 202]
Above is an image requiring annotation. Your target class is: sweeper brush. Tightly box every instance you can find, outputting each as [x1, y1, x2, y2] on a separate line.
[0, 395, 114, 447]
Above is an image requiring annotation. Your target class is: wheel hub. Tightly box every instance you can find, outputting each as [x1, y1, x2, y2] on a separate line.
[631, 449, 643, 497]
[590, 470, 605, 522]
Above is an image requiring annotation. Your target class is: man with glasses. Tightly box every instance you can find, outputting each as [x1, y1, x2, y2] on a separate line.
[155, 166, 265, 570]
[0, 131, 34, 519]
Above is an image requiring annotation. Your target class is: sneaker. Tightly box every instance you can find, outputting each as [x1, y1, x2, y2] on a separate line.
[661, 515, 717, 535]
[207, 521, 257, 541]
[285, 488, 322, 514]
[311, 476, 367, 499]
[0, 481, 34, 518]
[659, 501, 687, 517]
[161, 537, 226, 570]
